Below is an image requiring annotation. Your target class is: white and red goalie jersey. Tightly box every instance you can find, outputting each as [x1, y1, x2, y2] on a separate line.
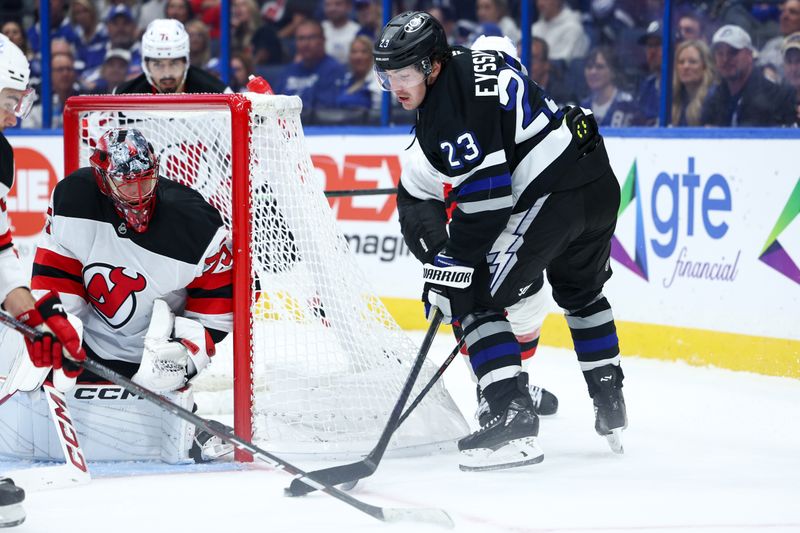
[0, 133, 28, 305]
[31, 167, 233, 363]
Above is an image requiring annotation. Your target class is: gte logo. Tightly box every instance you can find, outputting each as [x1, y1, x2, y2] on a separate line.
[7, 147, 59, 236]
[612, 157, 733, 284]
[759, 178, 800, 284]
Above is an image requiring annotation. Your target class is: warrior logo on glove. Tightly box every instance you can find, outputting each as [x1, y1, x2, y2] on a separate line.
[85, 263, 148, 328]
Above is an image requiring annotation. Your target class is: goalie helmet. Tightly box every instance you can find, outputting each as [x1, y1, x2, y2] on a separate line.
[0, 34, 35, 120]
[373, 11, 449, 89]
[141, 19, 190, 91]
[90, 128, 160, 233]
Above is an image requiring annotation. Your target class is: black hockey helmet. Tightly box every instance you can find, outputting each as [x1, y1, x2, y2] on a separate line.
[373, 11, 449, 72]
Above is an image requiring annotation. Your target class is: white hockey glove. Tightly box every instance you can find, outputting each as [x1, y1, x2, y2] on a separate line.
[132, 300, 215, 393]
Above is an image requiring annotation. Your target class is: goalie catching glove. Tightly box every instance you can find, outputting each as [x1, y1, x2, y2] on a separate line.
[132, 299, 216, 392]
[422, 253, 475, 324]
[15, 291, 86, 393]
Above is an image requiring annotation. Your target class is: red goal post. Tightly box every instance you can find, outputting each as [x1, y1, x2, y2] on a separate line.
[64, 94, 256, 460]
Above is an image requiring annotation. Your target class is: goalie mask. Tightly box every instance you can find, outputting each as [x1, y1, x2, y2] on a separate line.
[90, 128, 160, 233]
[373, 11, 449, 91]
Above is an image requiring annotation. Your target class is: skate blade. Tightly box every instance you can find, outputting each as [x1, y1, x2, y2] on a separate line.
[605, 428, 624, 454]
[0, 503, 26, 528]
[459, 436, 544, 472]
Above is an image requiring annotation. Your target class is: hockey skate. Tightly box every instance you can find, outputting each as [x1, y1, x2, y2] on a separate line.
[189, 430, 234, 463]
[0, 478, 25, 528]
[475, 374, 558, 427]
[587, 364, 627, 454]
[459, 375, 544, 472]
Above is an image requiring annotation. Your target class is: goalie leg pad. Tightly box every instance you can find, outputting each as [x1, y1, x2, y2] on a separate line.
[0, 384, 196, 464]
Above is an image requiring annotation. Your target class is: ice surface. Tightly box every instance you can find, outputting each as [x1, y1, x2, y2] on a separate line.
[2, 333, 799, 533]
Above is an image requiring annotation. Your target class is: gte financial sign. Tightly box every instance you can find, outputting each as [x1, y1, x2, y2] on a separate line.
[612, 156, 739, 287]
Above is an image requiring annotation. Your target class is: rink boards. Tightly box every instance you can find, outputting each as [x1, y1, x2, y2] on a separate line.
[5, 127, 799, 378]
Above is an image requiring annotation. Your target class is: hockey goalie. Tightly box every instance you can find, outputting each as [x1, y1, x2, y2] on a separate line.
[0, 127, 234, 464]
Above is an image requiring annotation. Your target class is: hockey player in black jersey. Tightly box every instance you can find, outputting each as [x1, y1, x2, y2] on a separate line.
[115, 19, 230, 95]
[375, 12, 628, 469]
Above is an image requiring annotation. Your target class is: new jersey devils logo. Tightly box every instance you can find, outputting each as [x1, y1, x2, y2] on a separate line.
[84, 263, 147, 328]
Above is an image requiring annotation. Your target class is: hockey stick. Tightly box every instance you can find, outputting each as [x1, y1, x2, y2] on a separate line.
[79, 357, 453, 528]
[287, 309, 447, 497]
[2, 313, 448, 526]
[0, 313, 92, 491]
[323, 187, 397, 198]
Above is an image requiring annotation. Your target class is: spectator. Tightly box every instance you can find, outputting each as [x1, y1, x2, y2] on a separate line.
[100, 0, 141, 21]
[581, 46, 639, 126]
[476, 0, 520, 44]
[583, 0, 637, 47]
[251, 18, 283, 65]
[671, 39, 714, 126]
[424, 1, 457, 44]
[783, 31, 800, 123]
[85, 48, 131, 93]
[634, 20, 661, 126]
[230, 52, 253, 91]
[334, 35, 380, 115]
[354, 0, 382, 39]
[139, 0, 169, 31]
[759, 0, 800, 77]
[115, 18, 229, 94]
[26, 0, 78, 56]
[530, 36, 576, 106]
[701, 25, 796, 126]
[1, 21, 31, 59]
[531, 0, 590, 61]
[191, 0, 222, 39]
[322, 0, 361, 65]
[166, 0, 195, 25]
[104, 5, 142, 75]
[70, 0, 108, 73]
[232, 0, 261, 60]
[185, 19, 211, 68]
[676, 10, 705, 43]
[274, 20, 346, 120]
[25, 51, 83, 129]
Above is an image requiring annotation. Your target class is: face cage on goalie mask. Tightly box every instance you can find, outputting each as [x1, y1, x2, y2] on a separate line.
[100, 168, 159, 233]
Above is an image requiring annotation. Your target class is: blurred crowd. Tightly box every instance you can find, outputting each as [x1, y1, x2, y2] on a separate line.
[2, 0, 799, 127]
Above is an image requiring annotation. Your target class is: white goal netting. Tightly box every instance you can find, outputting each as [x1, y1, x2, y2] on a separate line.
[68, 93, 468, 458]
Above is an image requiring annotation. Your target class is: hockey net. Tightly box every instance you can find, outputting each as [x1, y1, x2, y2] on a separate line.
[62, 93, 467, 460]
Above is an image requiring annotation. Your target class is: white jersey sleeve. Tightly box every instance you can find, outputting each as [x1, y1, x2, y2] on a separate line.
[0, 134, 28, 306]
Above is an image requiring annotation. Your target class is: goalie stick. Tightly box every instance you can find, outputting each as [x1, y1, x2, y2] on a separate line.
[0, 314, 92, 491]
[286, 310, 453, 497]
[0, 312, 453, 528]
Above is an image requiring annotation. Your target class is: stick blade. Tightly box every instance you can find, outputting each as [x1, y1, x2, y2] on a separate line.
[285, 461, 375, 497]
[380, 507, 455, 529]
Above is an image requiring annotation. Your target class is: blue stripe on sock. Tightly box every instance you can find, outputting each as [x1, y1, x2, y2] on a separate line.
[573, 333, 619, 355]
[469, 342, 520, 370]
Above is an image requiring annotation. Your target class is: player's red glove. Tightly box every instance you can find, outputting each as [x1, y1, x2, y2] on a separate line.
[17, 291, 86, 377]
